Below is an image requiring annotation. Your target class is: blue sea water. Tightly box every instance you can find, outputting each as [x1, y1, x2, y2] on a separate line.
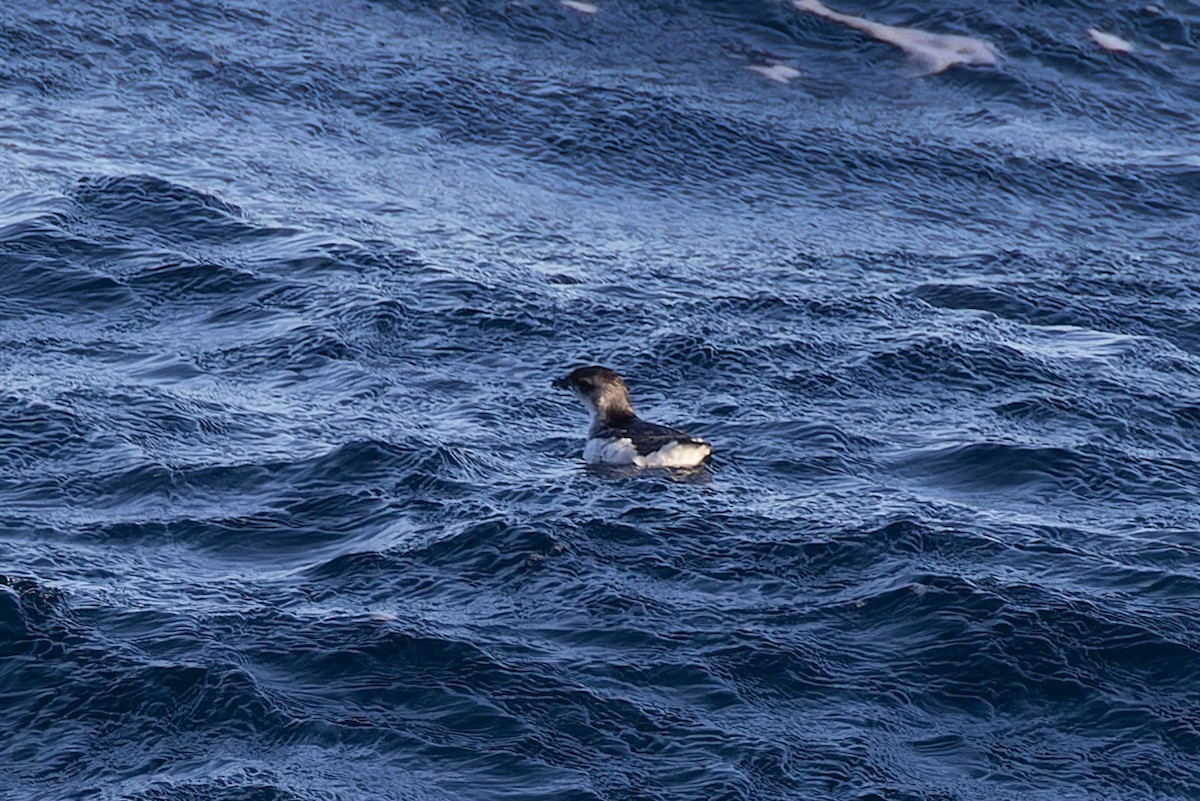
[2, 0, 1200, 798]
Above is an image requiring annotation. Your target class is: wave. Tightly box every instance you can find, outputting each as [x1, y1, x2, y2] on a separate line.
[2, 0, 1200, 798]
[894, 439, 1197, 503]
[71, 175, 270, 245]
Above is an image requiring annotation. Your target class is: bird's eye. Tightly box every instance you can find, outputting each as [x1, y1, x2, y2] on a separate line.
[580, 380, 592, 390]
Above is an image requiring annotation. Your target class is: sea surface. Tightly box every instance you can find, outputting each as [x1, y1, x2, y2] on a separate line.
[2, 0, 1200, 798]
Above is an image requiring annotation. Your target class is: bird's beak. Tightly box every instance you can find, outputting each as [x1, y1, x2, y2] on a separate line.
[551, 376, 570, 390]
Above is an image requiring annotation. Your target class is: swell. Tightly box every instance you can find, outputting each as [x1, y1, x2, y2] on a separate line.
[894, 439, 1197, 503]
[65, 439, 497, 554]
[7, 0, 1195, 236]
[914, 260, 1200, 356]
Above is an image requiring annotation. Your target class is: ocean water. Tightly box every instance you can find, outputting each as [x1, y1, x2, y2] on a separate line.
[2, 0, 1200, 798]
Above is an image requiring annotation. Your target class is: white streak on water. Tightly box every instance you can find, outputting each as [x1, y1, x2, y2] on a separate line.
[561, 0, 599, 15]
[1088, 28, 1135, 54]
[748, 64, 802, 83]
[794, 0, 998, 74]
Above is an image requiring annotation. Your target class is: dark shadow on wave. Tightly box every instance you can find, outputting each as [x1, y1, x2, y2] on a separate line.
[839, 571, 1200, 750]
[122, 778, 309, 801]
[302, 517, 564, 601]
[71, 174, 282, 245]
[0, 573, 68, 656]
[894, 439, 1197, 502]
[93, 438, 490, 501]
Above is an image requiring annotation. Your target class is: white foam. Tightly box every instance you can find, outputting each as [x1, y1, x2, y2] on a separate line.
[1088, 28, 1134, 54]
[748, 64, 803, 83]
[561, 0, 599, 15]
[794, 0, 998, 74]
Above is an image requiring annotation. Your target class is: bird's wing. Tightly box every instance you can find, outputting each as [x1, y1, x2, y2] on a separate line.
[612, 418, 709, 456]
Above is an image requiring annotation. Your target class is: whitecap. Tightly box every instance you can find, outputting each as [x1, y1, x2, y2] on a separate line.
[561, 0, 599, 15]
[1088, 28, 1135, 54]
[794, 0, 998, 74]
[748, 64, 802, 83]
